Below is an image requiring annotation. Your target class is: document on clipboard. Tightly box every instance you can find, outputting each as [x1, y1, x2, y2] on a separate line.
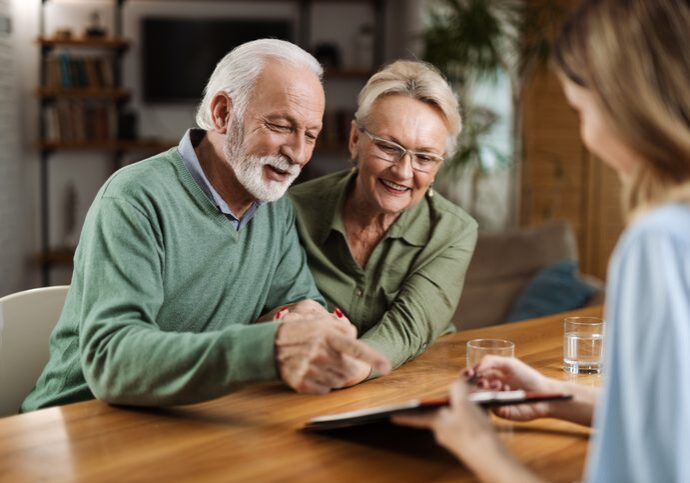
[304, 390, 572, 431]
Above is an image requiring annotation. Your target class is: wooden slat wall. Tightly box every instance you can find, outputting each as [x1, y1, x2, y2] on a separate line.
[520, 65, 624, 280]
[583, 153, 624, 277]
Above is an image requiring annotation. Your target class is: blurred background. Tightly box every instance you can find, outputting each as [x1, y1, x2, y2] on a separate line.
[0, 0, 623, 304]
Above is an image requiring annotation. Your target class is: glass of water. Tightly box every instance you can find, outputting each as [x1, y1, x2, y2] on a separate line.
[467, 339, 515, 368]
[563, 317, 604, 374]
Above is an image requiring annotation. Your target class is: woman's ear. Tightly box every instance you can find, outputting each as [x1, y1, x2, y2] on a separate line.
[348, 120, 360, 161]
[210, 92, 234, 133]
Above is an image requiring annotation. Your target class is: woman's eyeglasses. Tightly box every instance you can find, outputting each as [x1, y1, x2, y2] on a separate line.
[358, 126, 445, 173]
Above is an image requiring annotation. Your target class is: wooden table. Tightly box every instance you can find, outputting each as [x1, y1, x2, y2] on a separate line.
[0, 307, 603, 482]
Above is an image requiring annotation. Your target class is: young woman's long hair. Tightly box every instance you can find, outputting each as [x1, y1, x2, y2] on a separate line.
[553, 0, 690, 217]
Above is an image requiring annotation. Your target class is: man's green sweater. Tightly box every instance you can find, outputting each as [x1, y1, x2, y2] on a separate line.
[21, 148, 322, 411]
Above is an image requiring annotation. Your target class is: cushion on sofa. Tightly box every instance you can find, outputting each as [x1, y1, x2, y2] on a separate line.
[505, 259, 596, 323]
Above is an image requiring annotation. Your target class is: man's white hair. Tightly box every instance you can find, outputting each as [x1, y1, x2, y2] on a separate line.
[195, 38, 323, 130]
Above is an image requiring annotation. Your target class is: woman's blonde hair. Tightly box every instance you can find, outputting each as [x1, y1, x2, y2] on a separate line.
[554, 0, 690, 217]
[354, 60, 462, 158]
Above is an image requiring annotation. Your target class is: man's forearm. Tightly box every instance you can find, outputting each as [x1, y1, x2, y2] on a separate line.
[81, 321, 281, 406]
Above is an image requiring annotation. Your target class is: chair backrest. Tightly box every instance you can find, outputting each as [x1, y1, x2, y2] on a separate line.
[451, 222, 578, 330]
[0, 286, 69, 417]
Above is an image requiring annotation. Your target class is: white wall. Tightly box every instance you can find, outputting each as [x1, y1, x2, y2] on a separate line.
[8, 0, 424, 287]
[12, 0, 102, 288]
[0, 0, 26, 296]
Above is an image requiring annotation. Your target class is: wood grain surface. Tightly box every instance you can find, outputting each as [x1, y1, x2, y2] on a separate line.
[0, 306, 603, 483]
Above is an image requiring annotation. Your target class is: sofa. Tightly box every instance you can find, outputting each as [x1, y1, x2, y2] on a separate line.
[450, 222, 604, 330]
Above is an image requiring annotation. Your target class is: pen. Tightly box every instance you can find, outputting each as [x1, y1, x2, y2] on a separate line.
[465, 364, 482, 386]
[466, 371, 481, 385]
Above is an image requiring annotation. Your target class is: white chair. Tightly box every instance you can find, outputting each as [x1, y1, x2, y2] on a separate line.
[0, 286, 69, 417]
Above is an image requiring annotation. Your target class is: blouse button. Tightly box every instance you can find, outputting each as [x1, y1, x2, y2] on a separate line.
[356, 288, 363, 296]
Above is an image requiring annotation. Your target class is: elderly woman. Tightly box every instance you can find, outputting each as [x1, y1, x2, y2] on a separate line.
[289, 60, 478, 385]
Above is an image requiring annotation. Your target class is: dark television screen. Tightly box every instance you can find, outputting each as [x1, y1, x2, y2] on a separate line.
[142, 17, 293, 103]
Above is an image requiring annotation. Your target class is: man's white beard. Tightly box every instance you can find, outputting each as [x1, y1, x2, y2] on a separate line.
[223, 119, 301, 202]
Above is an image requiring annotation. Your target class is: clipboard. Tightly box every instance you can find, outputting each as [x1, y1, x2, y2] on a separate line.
[304, 390, 572, 431]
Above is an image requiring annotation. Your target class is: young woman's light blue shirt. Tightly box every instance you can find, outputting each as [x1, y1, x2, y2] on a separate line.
[586, 203, 690, 482]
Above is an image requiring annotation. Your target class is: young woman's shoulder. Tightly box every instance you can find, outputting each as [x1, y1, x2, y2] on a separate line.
[622, 203, 690, 250]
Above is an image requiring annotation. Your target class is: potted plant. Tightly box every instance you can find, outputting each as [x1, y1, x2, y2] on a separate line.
[424, 0, 567, 227]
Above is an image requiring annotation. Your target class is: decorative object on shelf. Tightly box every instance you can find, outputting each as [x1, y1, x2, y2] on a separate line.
[353, 24, 373, 69]
[314, 43, 341, 69]
[54, 28, 73, 40]
[61, 182, 79, 250]
[84, 11, 107, 38]
[0, 15, 11, 34]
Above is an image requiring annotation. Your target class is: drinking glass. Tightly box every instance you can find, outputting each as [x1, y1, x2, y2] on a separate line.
[563, 317, 604, 374]
[466, 339, 515, 368]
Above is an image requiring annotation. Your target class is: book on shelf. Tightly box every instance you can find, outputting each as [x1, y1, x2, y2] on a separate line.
[43, 100, 115, 144]
[44, 54, 114, 90]
[321, 109, 354, 147]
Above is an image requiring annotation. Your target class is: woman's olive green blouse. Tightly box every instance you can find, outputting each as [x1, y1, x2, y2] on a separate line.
[289, 169, 478, 369]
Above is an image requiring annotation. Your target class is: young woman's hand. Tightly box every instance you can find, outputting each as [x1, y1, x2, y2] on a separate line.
[392, 380, 499, 460]
[464, 356, 563, 421]
[393, 380, 546, 483]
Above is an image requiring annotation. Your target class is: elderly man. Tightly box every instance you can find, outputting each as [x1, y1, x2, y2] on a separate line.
[22, 39, 389, 412]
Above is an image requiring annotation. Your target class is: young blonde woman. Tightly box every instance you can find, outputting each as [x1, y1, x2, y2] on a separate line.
[394, 1, 690, 482]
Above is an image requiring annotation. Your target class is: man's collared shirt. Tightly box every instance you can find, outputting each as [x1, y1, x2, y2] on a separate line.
[178, 128, 262, 230]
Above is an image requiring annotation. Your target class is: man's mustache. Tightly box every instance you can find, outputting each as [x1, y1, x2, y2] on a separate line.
[260, 154, 301, 178]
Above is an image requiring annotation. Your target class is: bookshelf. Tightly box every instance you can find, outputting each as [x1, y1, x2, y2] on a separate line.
[36, 1, 174, 284]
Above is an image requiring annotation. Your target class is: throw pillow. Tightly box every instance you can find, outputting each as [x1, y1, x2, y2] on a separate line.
[505, 260, 596, 323]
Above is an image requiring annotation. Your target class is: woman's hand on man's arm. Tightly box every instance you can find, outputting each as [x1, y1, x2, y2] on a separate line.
[257, 300, 353, 331]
